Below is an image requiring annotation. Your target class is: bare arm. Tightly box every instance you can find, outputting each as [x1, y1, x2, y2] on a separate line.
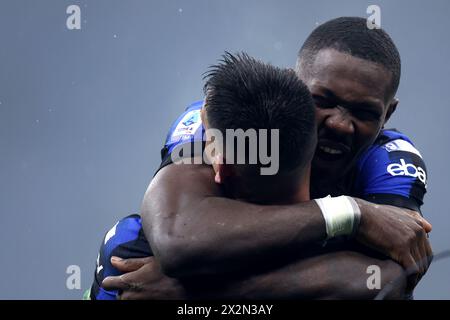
[204, 251, 407, 300]
[142, 162, 326, 277]
[142, 162, 432, 279]
[103, 251, 407, 300]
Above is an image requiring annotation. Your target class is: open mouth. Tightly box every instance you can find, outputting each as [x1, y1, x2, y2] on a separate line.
[318, 145, 344, 155]
[315, 139, 351, 161]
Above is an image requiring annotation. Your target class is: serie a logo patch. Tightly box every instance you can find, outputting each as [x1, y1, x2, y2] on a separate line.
[169, 110, 202, 143]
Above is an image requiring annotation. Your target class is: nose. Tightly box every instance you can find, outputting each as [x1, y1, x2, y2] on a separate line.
[324, 107, 355, 135]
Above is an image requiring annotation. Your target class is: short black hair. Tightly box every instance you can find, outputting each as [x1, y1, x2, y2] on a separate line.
[203, 52, 316, 175]
[297, 17, 401, 98]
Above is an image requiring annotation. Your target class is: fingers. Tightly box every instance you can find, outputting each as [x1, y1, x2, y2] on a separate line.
[118, 291, 142, 300]
[111, 256, 153, 272]
[417, 237, 427, 276]
[402, 253, 419, 277]
[102, 274, 131, 291]
[422, 237, 433, 273]
[424, 238, 434, 266]
[412, 244, 425, 278]
[406, 210, 432, 233]
[102, 256, 155, 299]
[403, 253, 419, 292]
[403, 231, 432, 291]
[420, 218, 432, 233]
[405, 211, 432, 274]
[419, 241, 429, 277]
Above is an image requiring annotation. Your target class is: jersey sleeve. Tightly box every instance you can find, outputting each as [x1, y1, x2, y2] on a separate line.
[354, 138, 428, 212]
[89, 215, 152, 300]
[158, 100, 205, 172]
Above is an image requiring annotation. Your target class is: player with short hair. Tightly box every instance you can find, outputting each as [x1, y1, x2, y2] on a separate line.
[90, 53, 319, 299]
[95, 17, 432, 300]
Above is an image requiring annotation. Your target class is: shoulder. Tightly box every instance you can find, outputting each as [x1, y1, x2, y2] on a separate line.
[103, 214, 143, 247]
[358, 129, 426, 173]
[91, 214, 150, 300]
[159, 100, 205, 171]
[164, 100, 204, 148]
[353, 129, 428, 211]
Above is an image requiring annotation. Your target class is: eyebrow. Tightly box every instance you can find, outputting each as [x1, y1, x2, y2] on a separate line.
[313, 87, 384, 114]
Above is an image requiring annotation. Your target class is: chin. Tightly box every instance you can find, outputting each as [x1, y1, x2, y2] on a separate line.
[312, 157, 352, 179]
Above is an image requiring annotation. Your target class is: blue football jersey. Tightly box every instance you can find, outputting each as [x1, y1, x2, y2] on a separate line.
[90, 214, 152, 300]
[160, 100, 205, 169]
[90, 101, 428, 299]
[158, 101, 428, 210]
[352, 129, 427, 212]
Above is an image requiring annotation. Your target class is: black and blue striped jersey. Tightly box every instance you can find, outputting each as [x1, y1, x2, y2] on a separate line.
[90, 214, 152, 300]
[352, 129, 427, 212]
[90, 100, 427, 299]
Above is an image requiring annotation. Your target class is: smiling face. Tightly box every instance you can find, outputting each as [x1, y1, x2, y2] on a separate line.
[299, 48, 398, 181]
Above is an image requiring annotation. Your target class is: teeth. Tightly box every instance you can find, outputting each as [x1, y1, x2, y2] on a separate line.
[319, 146, 343, 155]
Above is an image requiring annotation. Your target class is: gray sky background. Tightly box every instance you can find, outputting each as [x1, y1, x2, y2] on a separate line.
[0, 0, 449, 299]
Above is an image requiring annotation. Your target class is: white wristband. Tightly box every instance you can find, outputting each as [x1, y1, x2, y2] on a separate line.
[315, 195, 361, 239]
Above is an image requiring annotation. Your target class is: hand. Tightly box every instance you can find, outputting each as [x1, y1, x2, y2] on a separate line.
[102, 256, 187, 300]
[354, 199, 433, 289]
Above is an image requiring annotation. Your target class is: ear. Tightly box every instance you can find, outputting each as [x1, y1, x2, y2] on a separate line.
[200, 105, 207, 125]
[384, 98, 398, 125]
[213, 156, 234, 185]
[214, 164, 235, 184]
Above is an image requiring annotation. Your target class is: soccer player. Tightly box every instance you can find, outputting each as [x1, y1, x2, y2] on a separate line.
[90, 53, 314, 298]
[97, 17, 432, 299]
[90, 53, 411, 299]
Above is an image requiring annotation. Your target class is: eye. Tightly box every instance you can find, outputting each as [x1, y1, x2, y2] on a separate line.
[312, 95, 335, 109]
[352, 109, 381, 121]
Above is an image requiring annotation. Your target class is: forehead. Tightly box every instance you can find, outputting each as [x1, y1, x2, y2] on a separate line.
[304, 49, 392, 106]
